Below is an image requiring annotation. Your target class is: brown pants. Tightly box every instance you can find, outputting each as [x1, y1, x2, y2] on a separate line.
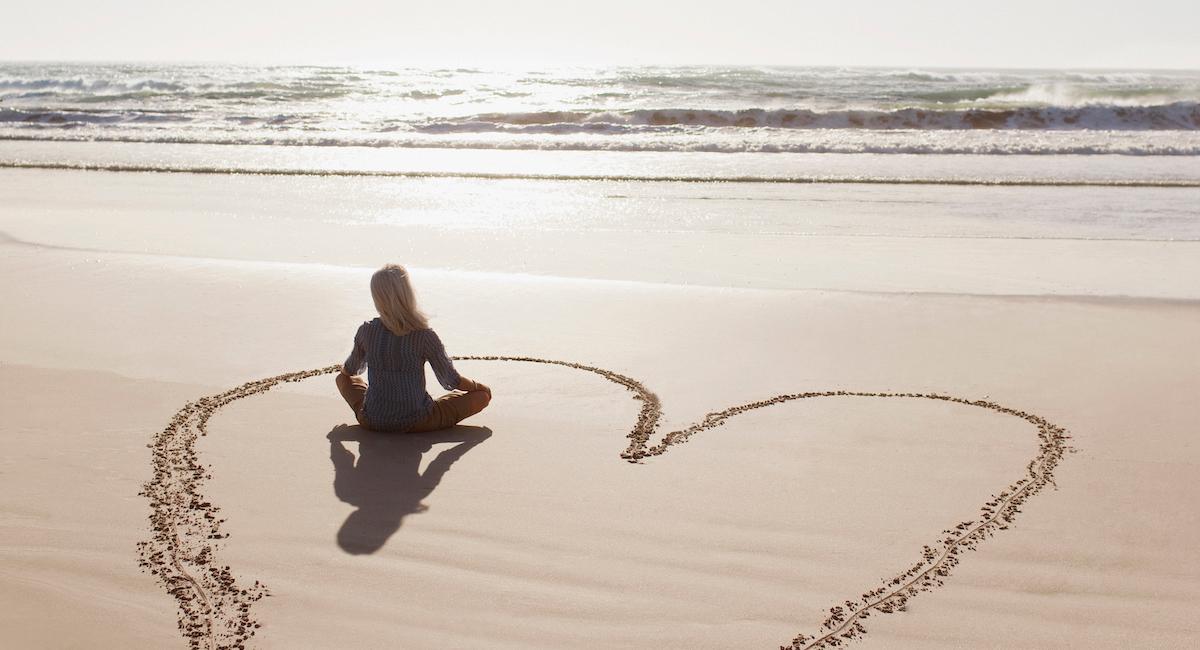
[335, 373, 489, 432]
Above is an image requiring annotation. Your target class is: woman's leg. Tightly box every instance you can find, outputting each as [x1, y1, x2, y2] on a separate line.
[407, 388, 491, 433]
[335, 373, 371, 427]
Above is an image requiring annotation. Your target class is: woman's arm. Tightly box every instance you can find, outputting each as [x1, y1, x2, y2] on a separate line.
[423, 329, 463, 390]
[341, 323, 368, 377]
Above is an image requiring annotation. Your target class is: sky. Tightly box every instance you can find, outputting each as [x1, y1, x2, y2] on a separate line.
[3, 0, 1198, 69]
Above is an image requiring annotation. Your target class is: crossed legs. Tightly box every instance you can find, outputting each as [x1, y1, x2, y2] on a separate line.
[335, 373, 490, 432]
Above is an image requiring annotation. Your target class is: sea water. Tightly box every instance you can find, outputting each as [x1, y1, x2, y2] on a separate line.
[3, 64, 1200, 154]
[1, 63, 1198, 242]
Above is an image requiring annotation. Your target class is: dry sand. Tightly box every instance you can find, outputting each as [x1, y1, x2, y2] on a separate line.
[1, 169, 1199, 648]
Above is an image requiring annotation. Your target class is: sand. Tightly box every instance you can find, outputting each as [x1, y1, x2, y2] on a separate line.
[1, 167, 1199, 648]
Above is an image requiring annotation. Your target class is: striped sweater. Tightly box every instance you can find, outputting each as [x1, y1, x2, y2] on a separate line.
[342, 319, 462, 431]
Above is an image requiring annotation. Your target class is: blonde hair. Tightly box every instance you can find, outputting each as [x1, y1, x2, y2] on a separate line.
[370, 264, 429, 336]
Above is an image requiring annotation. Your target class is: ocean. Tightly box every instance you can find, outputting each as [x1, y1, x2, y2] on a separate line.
[3, 63, 1200, 154]
[1, 63, 1198, 243]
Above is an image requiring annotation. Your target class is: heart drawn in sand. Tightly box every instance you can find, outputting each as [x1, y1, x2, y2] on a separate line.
[138, 356, 1070, 650]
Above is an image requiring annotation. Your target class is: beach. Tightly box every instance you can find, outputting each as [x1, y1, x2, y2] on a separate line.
[2, 147, 1199, 648]
[2, 61, 1200, 648]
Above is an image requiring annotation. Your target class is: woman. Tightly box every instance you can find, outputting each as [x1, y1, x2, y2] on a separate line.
[336, 264, 491, 431]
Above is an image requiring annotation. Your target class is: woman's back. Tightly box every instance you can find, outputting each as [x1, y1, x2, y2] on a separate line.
[343, 319, 461, 431]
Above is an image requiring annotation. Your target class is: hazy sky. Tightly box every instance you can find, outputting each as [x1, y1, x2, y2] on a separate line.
[4, 0, 1198, 69]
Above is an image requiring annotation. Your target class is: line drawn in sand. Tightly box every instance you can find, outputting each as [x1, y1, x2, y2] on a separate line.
[138, 356, 1071, 650]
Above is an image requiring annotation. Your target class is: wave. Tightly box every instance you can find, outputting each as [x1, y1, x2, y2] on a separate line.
[0, 77, 186, 93]
[4, 131, 1200, 156]
[5, 161, 1198, 187]
[976, 83, 1195, 107]
[0, 108, 193, 125]
[17, 104, 1193, 138]
[419, 103, 1200, 132]
[0, 77, 360, 102]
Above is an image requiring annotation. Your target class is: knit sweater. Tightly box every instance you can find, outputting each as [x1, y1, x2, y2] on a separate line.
[342, 319, 462, 431]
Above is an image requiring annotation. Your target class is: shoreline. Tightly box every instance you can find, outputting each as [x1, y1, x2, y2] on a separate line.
[5, 139, 1200, 185]
[7, 160, 1200, 187]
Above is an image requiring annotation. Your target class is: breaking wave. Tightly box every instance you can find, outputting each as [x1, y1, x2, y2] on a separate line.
[10, 105, 1196, 132]
[0, 108, 193, 125]
[420, 104, 1200, 132]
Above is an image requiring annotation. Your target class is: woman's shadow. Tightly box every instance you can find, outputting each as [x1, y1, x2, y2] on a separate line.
[327, 423, 492, 555]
